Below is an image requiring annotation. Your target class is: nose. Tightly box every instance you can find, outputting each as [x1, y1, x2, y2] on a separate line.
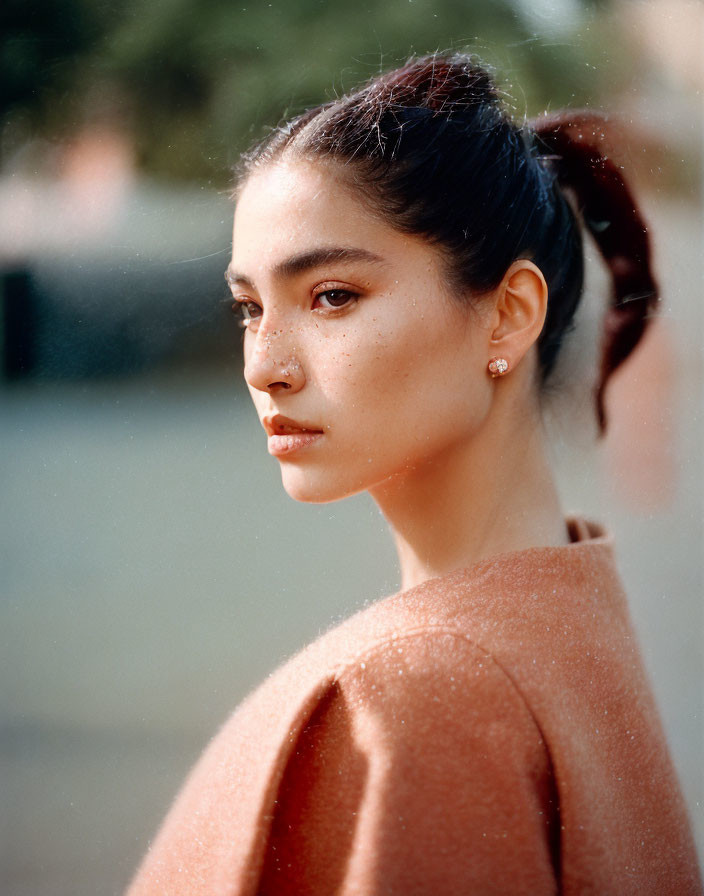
[244, 324, 305, 395]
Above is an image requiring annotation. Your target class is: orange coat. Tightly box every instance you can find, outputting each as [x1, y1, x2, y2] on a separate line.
[127, 517, 701, 894]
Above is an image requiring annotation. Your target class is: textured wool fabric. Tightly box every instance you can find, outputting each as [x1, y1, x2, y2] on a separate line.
[127, 516, 702, 895]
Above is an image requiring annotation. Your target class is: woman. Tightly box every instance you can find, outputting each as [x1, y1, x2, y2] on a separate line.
[128, 54, 701, 894]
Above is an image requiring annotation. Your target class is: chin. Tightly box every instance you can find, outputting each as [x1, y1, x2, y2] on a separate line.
[278, 464, 367, 505]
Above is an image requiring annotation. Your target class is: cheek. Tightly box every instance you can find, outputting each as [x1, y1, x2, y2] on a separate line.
[318, 309, 486, 446]
[310, 323, 405, 415]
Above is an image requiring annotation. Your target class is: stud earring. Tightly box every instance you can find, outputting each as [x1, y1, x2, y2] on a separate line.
[487, 357, 509, 377]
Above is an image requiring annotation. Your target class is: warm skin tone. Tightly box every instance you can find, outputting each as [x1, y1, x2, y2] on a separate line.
[228, 158, 570, 591]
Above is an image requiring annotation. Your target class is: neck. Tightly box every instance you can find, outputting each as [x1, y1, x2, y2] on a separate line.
[370, 402, 569, 591]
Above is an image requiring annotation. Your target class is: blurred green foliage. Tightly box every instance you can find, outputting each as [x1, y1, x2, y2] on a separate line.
[2, 0, 630, 186]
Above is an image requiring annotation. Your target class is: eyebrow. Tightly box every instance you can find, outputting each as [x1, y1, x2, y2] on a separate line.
[225, 246, 387, 289]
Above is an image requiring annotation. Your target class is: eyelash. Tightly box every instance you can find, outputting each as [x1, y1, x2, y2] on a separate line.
[230, 289, 360, 328]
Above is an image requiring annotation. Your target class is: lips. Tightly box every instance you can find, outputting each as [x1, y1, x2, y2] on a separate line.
[263, 414, 325, 457]
[262, 414, 324, 437]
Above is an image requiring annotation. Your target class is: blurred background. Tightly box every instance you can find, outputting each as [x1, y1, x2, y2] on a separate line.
[1, 0, 701, 892]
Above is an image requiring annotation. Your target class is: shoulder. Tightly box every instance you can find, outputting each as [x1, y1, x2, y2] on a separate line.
[318, 626, 551, 796]
[234, 607, 548, 766]
[331, 626, 542, 742]
[216, 620, 547, 779]
[257, 627, 558, 894]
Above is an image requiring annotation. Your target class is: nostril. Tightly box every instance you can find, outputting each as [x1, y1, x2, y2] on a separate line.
[268, 381, 292, 390]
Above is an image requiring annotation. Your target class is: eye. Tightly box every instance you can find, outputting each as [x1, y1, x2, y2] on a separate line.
[313, 289, 359, 311]
[232, 299, 262, 327]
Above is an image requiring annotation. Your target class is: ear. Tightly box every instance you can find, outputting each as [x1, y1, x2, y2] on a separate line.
[487, 260, 548, 371]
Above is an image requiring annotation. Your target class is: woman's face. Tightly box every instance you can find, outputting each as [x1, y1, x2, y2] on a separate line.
[228, 159, 494, 503]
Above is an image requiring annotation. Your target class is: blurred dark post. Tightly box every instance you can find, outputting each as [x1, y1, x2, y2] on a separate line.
[2, 267, 36, 379]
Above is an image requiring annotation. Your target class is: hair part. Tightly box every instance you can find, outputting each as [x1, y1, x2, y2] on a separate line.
[238, 53, 659, 436]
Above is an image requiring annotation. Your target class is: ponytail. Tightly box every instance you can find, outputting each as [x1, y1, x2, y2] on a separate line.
[531, 113, 660, 435]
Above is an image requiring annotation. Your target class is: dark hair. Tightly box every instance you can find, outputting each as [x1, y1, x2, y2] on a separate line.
[238, 53, 659, 435]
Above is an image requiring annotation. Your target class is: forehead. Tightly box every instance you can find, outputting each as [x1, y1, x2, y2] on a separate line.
[232, 159, 411, 272]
